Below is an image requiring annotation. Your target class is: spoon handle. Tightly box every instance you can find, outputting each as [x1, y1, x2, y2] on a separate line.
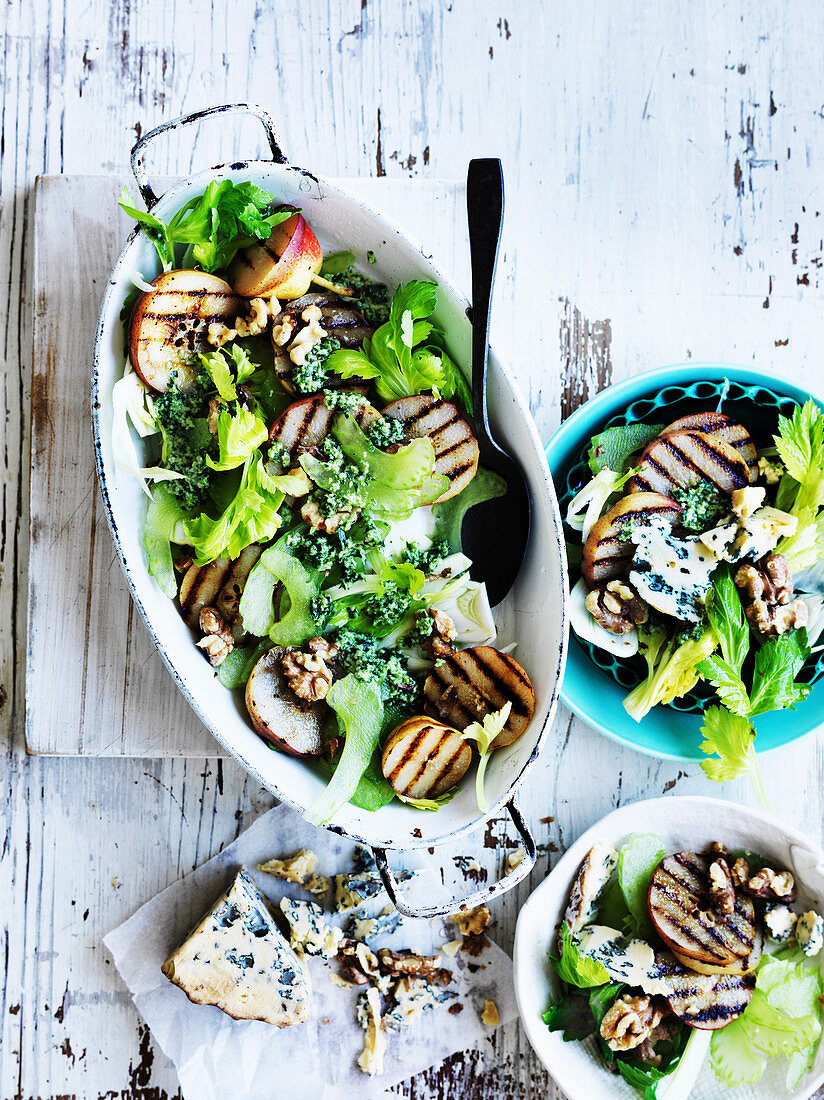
[467, 158, 505, 439]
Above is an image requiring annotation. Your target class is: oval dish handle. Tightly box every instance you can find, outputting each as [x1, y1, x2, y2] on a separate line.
[130, 102, 287, 209]
[371, 797, 537, 919]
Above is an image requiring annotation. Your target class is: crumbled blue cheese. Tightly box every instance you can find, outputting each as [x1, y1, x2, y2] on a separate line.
[348, 905, 403, 943]
[383, 976, 456, 1030]
[334, 848, 415, 913]
[279, 897, 343, 959]
[160, 867, 310, 1027]
[257, 849, 318, 884]
[356, 987, 386, 1076]
[562, 842, 619, 935]
[629, 520, 717, 622]
[700, 505, 797, 564]
[731, 487, 766, 519]
[574, 925, 672, 996]
[795, 911, 824, 957]
[334, 872, 385, 913]
[764, 904, 797, 944]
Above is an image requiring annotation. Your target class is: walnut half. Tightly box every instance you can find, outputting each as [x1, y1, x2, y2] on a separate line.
[708, 858, 735, 915]
[585, 580, 648, 635]
[417, 607, 457, 659]
[196, 606, 234, 666]
[281, 637, 339, 703]
[600, 994, 664, 1052]
[734, 553, 808, 639]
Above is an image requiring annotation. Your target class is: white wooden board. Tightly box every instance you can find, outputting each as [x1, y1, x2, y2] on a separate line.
[27, 175, 468, 757]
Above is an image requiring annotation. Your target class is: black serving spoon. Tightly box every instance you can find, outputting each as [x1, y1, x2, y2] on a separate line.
[461, 158, 531, 606]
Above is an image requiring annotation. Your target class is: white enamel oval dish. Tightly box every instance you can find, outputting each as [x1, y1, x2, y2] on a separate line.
[92, 160, 568, 851]
[513, 796, 824, 1100]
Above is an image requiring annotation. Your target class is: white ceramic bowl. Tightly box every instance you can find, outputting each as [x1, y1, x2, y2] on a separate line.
[513, 796, 824, 1100]
[92, 108, 568, 865]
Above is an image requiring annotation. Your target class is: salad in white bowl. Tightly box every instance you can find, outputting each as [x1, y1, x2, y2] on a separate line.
[513, 797, 824, 1100]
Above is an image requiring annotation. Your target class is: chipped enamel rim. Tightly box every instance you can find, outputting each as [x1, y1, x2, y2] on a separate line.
[91, 108, 568, 866]
[513, 795, 824, 1100]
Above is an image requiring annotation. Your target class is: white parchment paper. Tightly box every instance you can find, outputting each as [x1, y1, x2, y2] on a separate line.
[104, 805, 518, 1099]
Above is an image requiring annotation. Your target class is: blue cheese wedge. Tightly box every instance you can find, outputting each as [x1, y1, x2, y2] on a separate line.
[764, 904, 797, 944]
[279, 898, 343, 959]
[574, 925, 674, 996]
[562, 842, 619, 936]
[160, 868, 310, 1027]
[795, 911, 824, 957]
[629, 521, 717, 622]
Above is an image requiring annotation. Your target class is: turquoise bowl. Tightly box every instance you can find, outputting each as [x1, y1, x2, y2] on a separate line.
[544, 363, 824, 762]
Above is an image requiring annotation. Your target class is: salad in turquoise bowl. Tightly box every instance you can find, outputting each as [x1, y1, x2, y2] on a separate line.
[545, 365, 824, 784]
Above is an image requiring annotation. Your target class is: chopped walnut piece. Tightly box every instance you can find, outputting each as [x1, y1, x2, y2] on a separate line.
[731, 857, 749, 890]
[207, 321, 235, 347]
[585, 580, 648, 635]
[196, 606, 234, 666]
[300, 498, 352, 535]
[376, 949, 451, 985]
[338, 938, 381, 985]
[708, 841, 728, 859]
[288, 304, 328, 366]
[506, 849, 525, 875]
[281, 637, 339, 703]
[449, 905, 491, 938]
[600, 994, 664, 1052]
[745, 866, 797, 902]
[417, 607, 457, 659]
[734, 553, 808, 638]
[234, 297, 271, 338]
[272, 316, 295, 346]
[708, 858, 735, 915]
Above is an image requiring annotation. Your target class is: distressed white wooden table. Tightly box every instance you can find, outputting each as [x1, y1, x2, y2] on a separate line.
[3, 1, 824, 1097]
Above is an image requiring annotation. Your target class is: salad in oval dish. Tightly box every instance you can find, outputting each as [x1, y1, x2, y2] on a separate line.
[113, 179, 535, 825]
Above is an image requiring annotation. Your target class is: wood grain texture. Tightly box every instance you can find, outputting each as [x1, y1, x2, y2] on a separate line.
[3, 0, 824, 1097]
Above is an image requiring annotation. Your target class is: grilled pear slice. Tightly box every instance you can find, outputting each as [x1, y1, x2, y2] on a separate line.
[179, 545, 263, 641]
[272, 292, 373, 393]
[581, 492, 681, 588]
[179, 558, 233, 627]
[382, 395, 479, 502]
[128, 270, 242, 392]
[245, 648, 326, 757]
[228, 212, 323, 300]
[662, 412, 758, 480]
[628, 429, 751, 497]
[662, 963, 756, 1029]
[423, 645, 535, 747]
[382, 716, 471, 799]
[268, 395, 380, 462]
[648, 852, 762, 975]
